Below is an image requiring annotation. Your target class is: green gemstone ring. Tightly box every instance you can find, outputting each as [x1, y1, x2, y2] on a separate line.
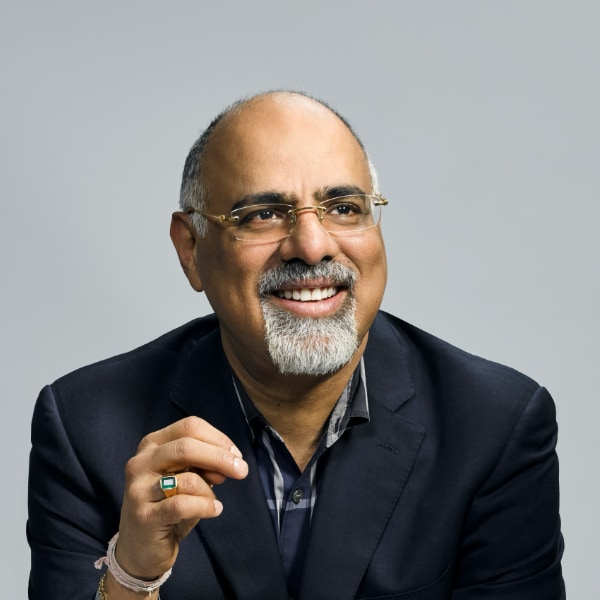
[160, 475, 178, 498]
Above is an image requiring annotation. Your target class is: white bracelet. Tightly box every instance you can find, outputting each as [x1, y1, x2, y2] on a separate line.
[95, 532, 172, 595]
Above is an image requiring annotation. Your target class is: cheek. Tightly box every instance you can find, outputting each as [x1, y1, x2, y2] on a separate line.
[197, 240, 278, 313]
[351, 234, 387, 280]
[348, 235, 387, 320]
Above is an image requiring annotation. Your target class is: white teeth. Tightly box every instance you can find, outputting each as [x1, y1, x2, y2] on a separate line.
[276, 287, 338, 301]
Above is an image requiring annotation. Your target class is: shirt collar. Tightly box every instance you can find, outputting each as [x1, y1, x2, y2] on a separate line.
[231, 358, 370, 445]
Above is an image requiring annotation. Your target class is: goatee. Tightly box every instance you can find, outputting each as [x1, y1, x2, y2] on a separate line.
[258, 262, 359, 376]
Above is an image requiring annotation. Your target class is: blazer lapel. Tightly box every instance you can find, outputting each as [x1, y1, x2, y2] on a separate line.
[170, 328, 289, 599]
[299, 314, 426, 599]
[168, 314, 425, 598]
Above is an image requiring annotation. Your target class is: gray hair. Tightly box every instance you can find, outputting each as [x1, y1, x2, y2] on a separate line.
[179, 91, 380, 237]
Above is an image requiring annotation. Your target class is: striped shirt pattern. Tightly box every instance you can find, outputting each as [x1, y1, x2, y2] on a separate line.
[233, 359, 370, 598]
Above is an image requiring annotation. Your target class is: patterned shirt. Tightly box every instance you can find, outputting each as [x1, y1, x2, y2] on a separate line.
[233, 359, 370, 598]
[95, 362, 370, 600]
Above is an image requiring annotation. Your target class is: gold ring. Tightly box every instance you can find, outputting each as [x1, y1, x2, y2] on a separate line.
[160, 475, 178, 498]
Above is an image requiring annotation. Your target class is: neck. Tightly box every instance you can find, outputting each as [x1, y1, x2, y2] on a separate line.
[224, 335, 367, 471]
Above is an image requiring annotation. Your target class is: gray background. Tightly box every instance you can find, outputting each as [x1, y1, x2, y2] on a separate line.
[2, 1, 598, 596]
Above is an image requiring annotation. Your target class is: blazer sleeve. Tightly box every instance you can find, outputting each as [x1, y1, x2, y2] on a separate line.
[28, 384, 115, 600]
[451, 386, 565, 599]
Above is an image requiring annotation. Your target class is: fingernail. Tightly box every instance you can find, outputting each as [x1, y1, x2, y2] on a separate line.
[230, 444, 243, 458]
[214, 499, 223, 515]
[233, 457, 248, 475]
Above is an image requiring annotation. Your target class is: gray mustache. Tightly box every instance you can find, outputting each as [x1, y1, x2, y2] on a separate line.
[259, 261, 357, 296]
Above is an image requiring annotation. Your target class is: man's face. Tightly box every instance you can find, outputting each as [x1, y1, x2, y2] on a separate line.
[186, 95, 387, 379]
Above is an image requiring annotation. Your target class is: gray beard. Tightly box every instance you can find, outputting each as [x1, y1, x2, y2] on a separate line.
[259, 262, 359, 376]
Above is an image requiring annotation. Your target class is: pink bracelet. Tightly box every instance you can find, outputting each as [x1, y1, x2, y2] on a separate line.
[95, 532, 172, 595]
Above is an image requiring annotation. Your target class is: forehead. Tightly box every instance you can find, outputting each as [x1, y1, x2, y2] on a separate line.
[201, 95, 371, 209]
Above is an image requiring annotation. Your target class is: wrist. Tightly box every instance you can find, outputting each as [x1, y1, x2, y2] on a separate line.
[101, 571, 160, 599]
[95, 532, 172, 595]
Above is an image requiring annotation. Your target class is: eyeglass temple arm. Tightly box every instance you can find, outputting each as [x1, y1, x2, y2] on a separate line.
[186, 208, 240, 224]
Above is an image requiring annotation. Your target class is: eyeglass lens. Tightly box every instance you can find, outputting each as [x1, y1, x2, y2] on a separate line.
[232, 195, 382, 242]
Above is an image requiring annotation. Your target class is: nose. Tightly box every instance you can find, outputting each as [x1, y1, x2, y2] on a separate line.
[289, 205, 326, 225]
[278, 206, 340, 265]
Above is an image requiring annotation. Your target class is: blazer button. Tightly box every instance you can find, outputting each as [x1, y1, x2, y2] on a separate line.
[292, 488, 304, 504]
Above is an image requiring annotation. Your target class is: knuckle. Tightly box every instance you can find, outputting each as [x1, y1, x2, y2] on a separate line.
[125, 454, 146, 480]
[162, 493, 217, 521]
[188, 472, 213, 496]
[133, 504, 153, 527]
[159, 494, 188, 520]
[215, 449, 234, 469]
[180, 416, 207, 438]
[173, 436, 194, 459]
[126, 479, 148, 501]
[176, 473, 192, 495]
[169, 495, 187, 514]
[137, 430, 158, 452]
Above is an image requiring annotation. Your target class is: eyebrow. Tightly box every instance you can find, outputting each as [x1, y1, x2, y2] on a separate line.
[320, 185, 366, 199]
[231, 192, 289, 211]
[230, 184, 368, 211]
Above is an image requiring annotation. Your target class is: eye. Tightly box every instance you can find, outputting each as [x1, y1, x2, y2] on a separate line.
[324, 196, 367, 221]
[238, 205, 289, 228]
[327, 202, 361, 216]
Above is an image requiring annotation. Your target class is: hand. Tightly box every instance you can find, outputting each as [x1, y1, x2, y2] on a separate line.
[114, 416, 249, 580]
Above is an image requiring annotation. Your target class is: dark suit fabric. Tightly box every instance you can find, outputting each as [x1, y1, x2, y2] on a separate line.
[28, 312, 565, 599]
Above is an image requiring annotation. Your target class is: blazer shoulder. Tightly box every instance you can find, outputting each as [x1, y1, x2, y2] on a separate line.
[35, 315, 221, 444]
[368, 312, 560, 504]
[372, 310, 541, 395]
[368, 311, 551, 442]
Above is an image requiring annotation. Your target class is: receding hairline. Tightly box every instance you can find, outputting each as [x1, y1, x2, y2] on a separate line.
[205, 91, 369, 159]
[179, 90, 380, 235]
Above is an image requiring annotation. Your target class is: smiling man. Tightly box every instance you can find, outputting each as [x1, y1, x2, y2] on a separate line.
[28, 92, 565, 599]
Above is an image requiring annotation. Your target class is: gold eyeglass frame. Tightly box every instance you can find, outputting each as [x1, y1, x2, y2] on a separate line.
[186, 194, 388, 241]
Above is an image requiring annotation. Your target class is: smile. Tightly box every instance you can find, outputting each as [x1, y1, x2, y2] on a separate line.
[275, 286, 339, 302]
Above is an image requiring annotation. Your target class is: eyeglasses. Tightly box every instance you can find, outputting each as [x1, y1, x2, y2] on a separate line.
[186, 194, 388, 243]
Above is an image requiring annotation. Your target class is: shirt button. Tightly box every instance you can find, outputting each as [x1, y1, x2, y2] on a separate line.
[292, 488, 304, 504]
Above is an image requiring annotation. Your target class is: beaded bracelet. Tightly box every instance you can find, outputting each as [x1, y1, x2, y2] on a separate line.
[95, 532, 172, 595]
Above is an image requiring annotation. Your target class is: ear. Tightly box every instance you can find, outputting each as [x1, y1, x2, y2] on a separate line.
[170, 212, 204, 292]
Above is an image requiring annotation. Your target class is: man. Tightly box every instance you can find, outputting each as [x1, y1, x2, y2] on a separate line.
[28, 91, 565, 599]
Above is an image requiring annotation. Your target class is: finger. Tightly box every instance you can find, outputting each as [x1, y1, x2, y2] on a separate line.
[154, 471, 216, 502]
[138, 416, 242, 457]
[149, 491, 224, 524]
[145, 437, 248, 481]
[189, 467, 227, 487]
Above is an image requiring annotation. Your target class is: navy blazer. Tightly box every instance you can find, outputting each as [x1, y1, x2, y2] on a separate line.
[28, 312, 565, 599]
